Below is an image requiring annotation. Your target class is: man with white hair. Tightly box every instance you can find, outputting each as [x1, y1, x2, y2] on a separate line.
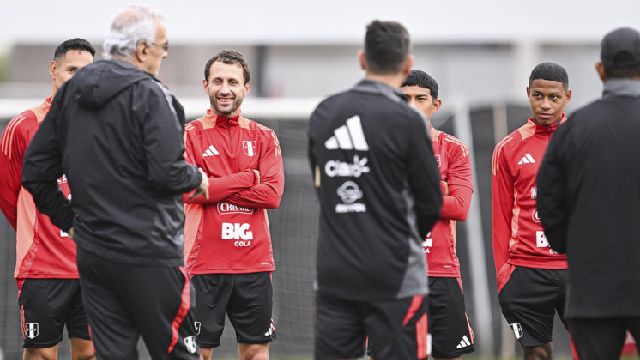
[21, 5, 208, 359]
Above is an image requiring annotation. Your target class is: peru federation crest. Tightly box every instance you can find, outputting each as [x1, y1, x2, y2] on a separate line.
[25, 322, 39, 339]
[242, 141, 257, 157]
[510, 323, 523, 339]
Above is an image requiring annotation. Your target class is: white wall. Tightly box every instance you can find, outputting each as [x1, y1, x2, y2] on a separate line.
[0, 0, 628, 110]
[2, 0, 640, 45]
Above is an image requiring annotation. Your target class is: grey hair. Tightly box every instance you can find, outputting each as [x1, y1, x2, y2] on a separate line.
[103, 4, 164, 60]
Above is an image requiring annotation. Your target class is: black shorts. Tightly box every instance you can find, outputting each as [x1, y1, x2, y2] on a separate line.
[77, 249, 198, 360]
[428, 277, 475, 357]
[315, 293, 428, 360]
[569, 317, 640, 360]
[192, 272, 275, 348]
[498, 266, 567, 347]
[18, 278, 90, 348]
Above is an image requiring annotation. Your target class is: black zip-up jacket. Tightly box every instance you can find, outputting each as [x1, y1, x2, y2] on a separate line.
[22, 60, 201, 267]
[308, 80, 442, 301]
[537, 79, 640, 318]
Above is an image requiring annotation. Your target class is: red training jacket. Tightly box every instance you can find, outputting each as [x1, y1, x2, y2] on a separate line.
[0, 97, 78, 285]
[183, 110, 284, 275]
[425, 127, 473, 277]
[492, 117, 567, 291]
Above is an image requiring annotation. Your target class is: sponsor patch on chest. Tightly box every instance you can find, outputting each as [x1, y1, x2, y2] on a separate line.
[217, 202, 254, 215]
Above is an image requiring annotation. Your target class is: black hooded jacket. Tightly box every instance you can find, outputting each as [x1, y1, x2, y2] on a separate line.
[537, 79, 640, 318]
[308, 80, 442, 301]
[22, 60, 201, 266]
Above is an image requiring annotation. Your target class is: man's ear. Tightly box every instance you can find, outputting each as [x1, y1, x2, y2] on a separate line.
[49, 60, 57, 81]
[358, 50, 366, 71]
[402, 55, 414, 76]
[244, 81, 251, 96]
[135, 42, 147, 62]
[595, 62, 606, 82]
[433, 99, 442, 113]
[565, 89, 573, 102]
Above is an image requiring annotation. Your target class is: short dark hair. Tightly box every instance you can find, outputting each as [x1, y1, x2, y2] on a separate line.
[529, 62, 569, 89]
[605, 63, 640, 79]
[401, 70, 439, 99]
[53, 38, 95, 60]
[204, 50, 251, 84]
[364, 20, 410, 75]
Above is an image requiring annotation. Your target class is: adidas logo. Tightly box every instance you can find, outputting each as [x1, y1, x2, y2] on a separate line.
[264, 319, 276, 337]
[456, 335, 472, 349]
[517, 153, 535, 165]
[324, 115, 369, 151]
[202, 145, 220, 157]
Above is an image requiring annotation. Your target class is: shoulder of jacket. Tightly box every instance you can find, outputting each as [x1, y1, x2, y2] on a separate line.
[312, 91, 349, 115]
[494, 132, 519, 159]
[5, 110, 37, 135]
[440, 131, 467, 147]
[492, 134, 514, 175]
[441, 132, 470, 156]
[324, 89, 351, 103]
[569, 101, 603, 122]
[370, 100, 425, 132]
[504, 123, 532, 147]
[10, 109, 36, 126]
[242, 118, 275, 136]
[255, 122, 274, 133]
[185, 118, 204, 133]
[1, 110, 37, 157]
[370, 90, 415, 114]
[134, 78, 170, 97]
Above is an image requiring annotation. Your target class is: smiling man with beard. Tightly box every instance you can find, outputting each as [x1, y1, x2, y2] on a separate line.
[183, 50, 284, 360]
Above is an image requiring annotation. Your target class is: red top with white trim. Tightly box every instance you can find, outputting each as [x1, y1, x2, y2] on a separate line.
[492, 118, 567, 290]
[183, 110, 284, 275]
[425, 128, 473, 277]
[0, 97, 78, 280]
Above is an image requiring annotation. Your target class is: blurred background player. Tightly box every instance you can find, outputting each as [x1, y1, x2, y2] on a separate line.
[0, 38, 95, 360]
[183, 50, 284, 360]
[537, 27, 640, 359]
[309, 21, 442, 360]
[22, 5, 207, 359]
[401, 70, 475, 359]
[491, 62, 572, 360]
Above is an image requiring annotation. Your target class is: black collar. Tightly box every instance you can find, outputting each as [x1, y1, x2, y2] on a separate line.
[603, 79, 640, 98]
[352, 79, 407, 103]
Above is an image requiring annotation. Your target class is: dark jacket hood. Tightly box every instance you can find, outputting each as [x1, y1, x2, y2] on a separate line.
[73, 60, 151, 109]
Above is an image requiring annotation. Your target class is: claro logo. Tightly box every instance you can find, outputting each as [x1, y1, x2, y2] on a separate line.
[217, 202, 254, 215]
[325, 156, 370, 178]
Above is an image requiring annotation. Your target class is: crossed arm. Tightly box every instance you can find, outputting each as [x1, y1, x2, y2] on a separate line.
[184, 130, 284, 209]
